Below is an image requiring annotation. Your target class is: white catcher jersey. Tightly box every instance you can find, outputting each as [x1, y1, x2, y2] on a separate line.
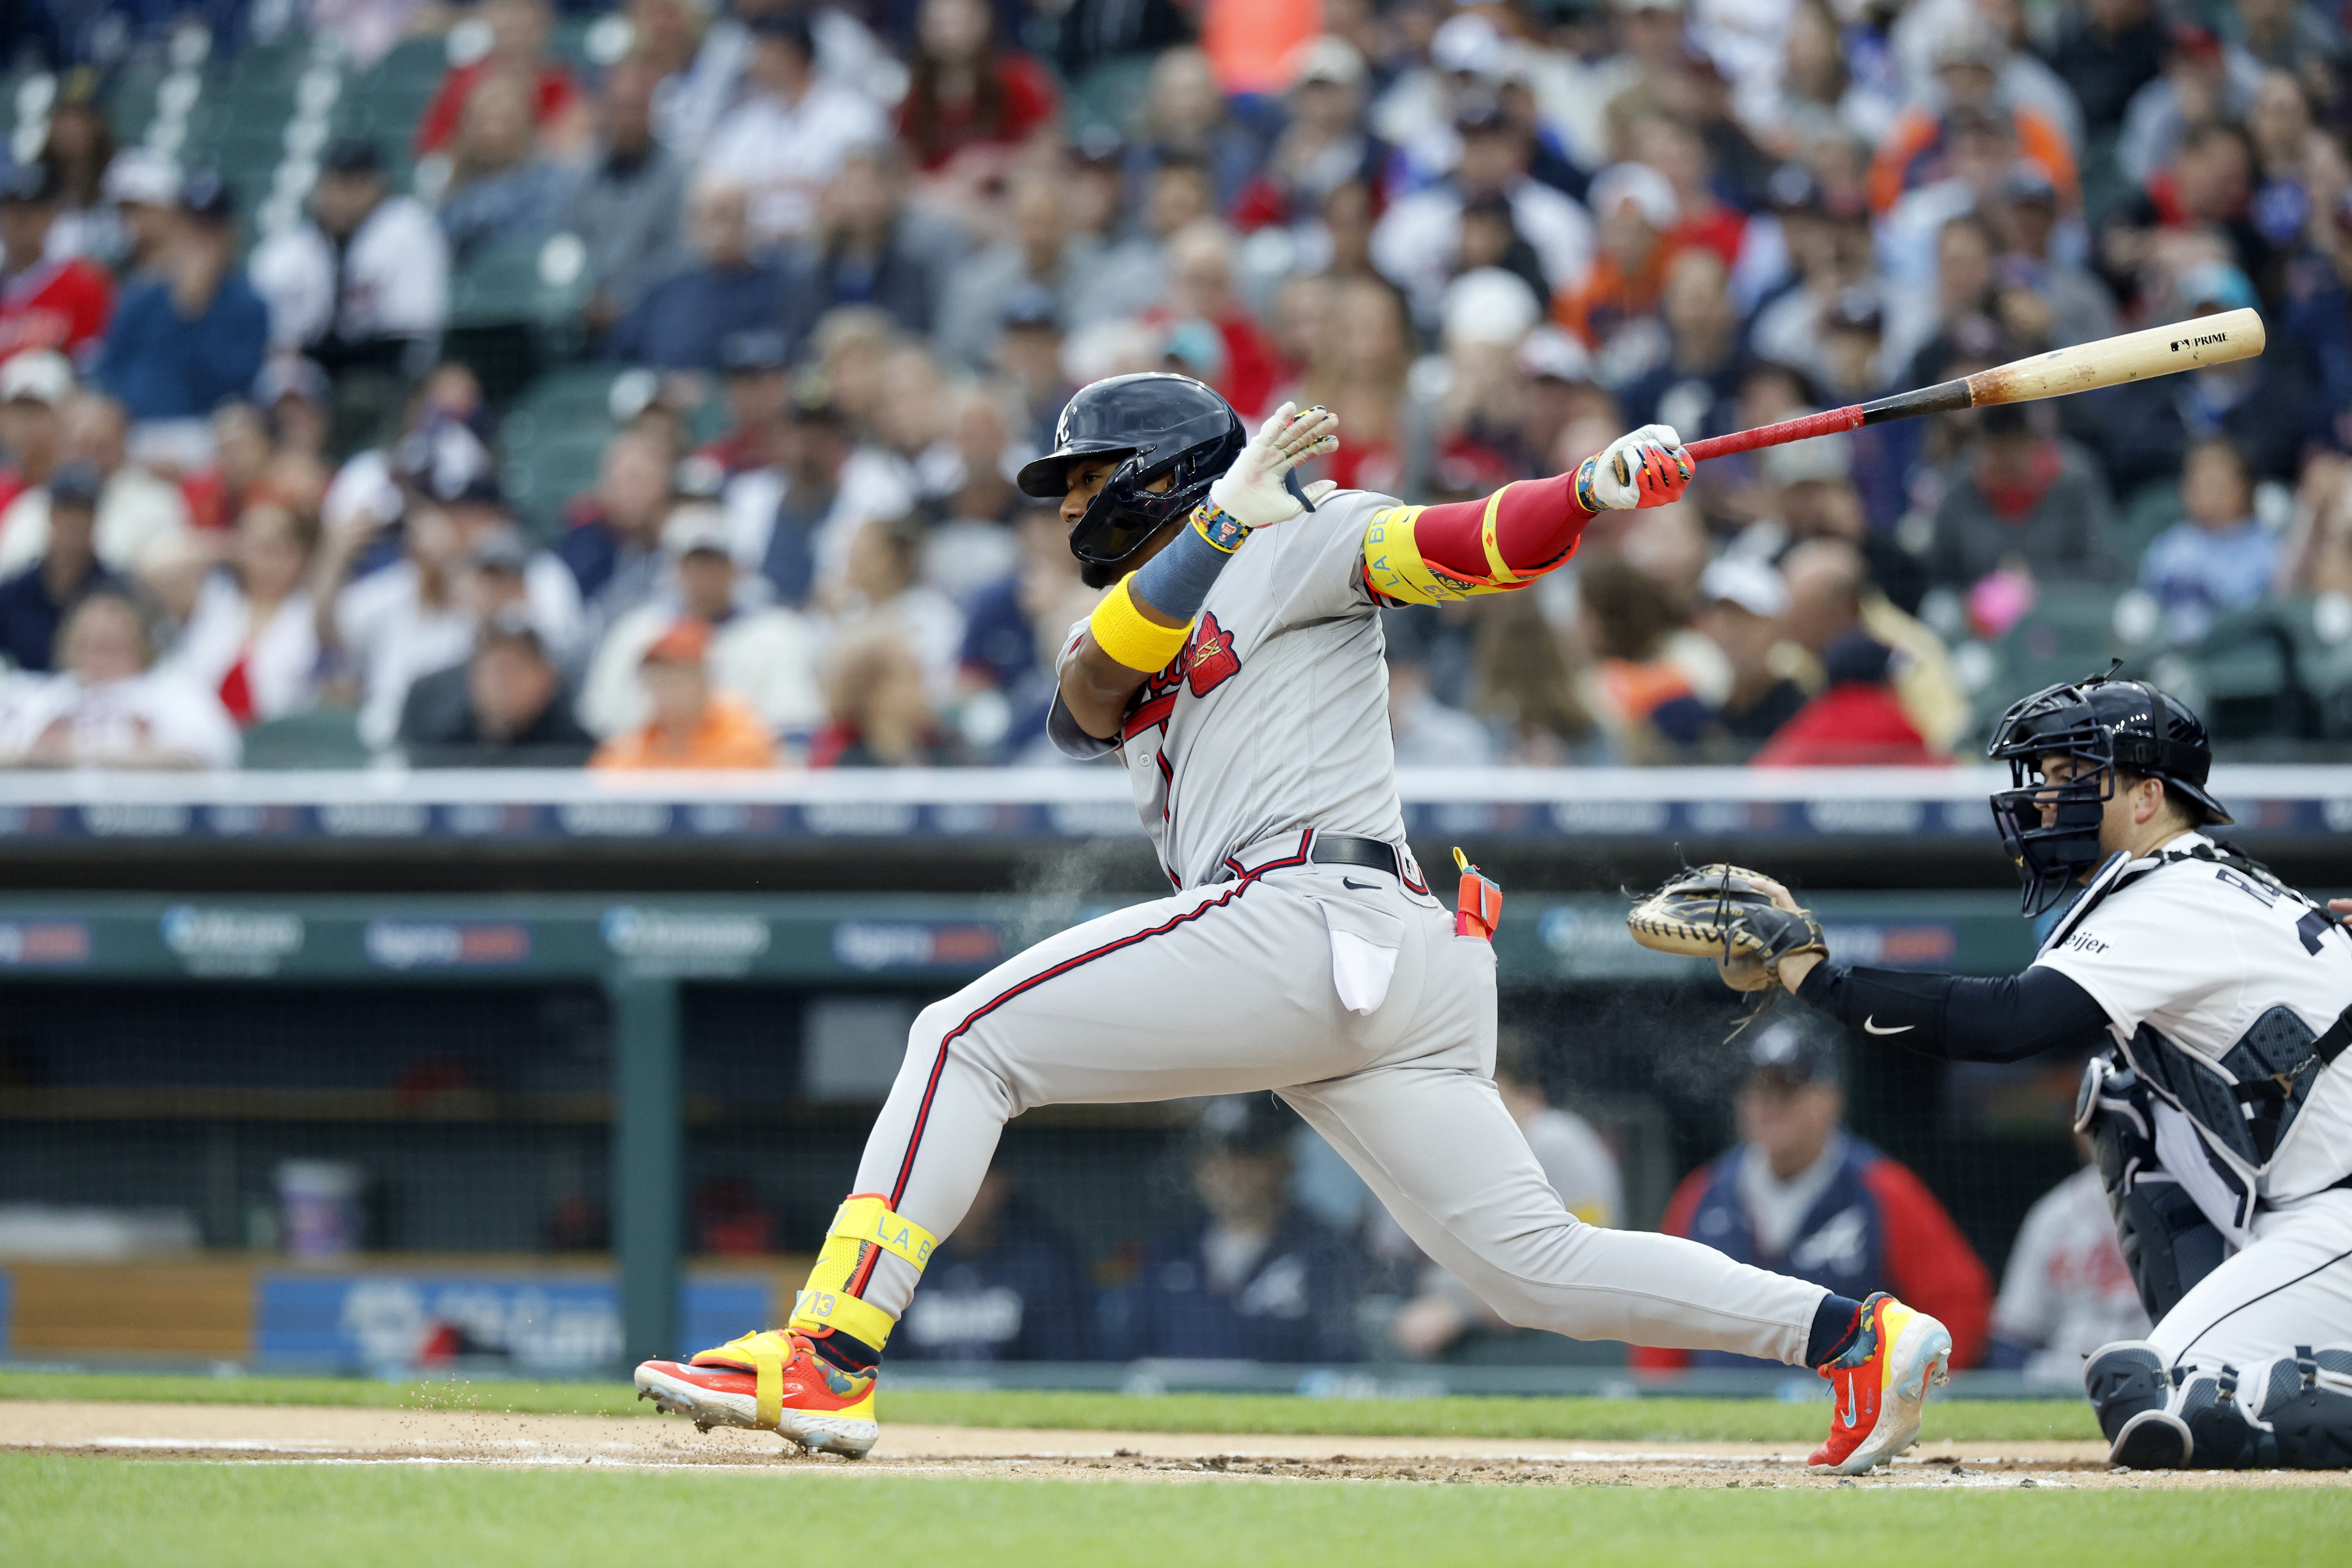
[1048, 489, 1411, 890]
[2033, 832, 2352, 1220]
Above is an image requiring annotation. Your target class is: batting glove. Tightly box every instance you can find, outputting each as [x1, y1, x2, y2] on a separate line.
[1207, 402, 1341, 530]
[1574, 423, 1695, 512]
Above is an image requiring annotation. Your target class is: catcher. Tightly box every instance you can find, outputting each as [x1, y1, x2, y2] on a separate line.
[1631, 673, 2352, 1469]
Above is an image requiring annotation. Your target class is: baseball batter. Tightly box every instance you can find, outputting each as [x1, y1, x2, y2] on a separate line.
[635, 374, 1953, 1470]
[1698, 675, 2352, 1469]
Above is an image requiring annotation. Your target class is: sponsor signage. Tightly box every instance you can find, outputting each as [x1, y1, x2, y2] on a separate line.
[254, 1274, 770, 1373]
[363, 921, 532, 971]
[0, 920, 90, 966]
[601, 906, 770, 976]
[160, 906, 305, 976]
[832, 921, 1004, 972]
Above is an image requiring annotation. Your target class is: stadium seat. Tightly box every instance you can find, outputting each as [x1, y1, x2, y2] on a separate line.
[1066, 55, 1157, 139]
[2187, 607, 2320, 742]
[240, 709, 372, 769]
[2112, 481, 2183, 576]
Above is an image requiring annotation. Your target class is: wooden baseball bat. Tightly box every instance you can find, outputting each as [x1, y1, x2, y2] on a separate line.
[1681, 308, 2267, 464]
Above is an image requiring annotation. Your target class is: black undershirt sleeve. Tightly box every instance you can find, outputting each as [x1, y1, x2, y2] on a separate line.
[1793, 961, 2112, 1063]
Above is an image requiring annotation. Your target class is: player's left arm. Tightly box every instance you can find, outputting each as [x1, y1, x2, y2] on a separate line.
[1360, 425, 1691, 605]
[1861, 1157, 1994, 1369]
[1793, 962, 2112, 1062]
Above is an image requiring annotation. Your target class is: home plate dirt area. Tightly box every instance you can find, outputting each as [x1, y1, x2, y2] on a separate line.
[2, 1401, 2341, 1490]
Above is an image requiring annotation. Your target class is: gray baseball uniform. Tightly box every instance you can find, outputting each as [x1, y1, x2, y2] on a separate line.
[843, 490, 1829, 1363]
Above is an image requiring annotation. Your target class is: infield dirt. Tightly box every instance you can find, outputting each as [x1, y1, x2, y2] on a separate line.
[3, 1400, 2344, 1490]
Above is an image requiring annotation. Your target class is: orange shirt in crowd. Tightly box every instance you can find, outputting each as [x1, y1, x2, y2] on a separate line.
[591, 692, 779, 770]
[1199, 0, 1321, 94]
[1554, 244, 1674, 348]
[1866, 105, 2077, 214]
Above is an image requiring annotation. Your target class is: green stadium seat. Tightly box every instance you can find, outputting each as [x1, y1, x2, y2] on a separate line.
[2188, 607, 2318, 741]
[1066, 55, 1157, 139]
[241, 708, 373, 769]
[2113, 481, 2183, 576]
[447, 232, 593, 331]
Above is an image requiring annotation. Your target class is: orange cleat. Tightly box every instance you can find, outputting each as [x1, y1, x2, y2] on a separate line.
[1808, 1292, 1953, 1475]
[635, 1329, 879, 1458]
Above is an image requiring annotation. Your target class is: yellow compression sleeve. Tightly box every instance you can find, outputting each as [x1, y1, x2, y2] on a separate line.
[786, 1194, 937, 1351]
[1361, 506, 1523, 606]
[1087, 574, 1193, 672]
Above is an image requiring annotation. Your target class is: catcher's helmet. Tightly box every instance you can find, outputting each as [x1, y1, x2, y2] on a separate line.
[1986, 671, 2231, 916]
[1016, 373, 1245, 572]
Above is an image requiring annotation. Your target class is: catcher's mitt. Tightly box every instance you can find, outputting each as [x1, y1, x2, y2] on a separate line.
[1626, 864, 1828, 993]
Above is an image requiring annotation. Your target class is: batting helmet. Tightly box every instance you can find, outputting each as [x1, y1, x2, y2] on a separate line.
[1016, 373, 1245, 573]
[1986, 671, 2232, 915]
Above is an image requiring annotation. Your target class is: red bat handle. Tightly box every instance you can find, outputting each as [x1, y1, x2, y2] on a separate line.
[1682, 405, 1865, 463]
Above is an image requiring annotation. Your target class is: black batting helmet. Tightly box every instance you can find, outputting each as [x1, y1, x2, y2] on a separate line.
[1986, 671, 2231, 915]
[1017, 373, 1245, 573]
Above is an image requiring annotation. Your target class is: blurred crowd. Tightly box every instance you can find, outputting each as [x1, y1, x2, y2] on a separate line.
[3, 0, 2352, 769]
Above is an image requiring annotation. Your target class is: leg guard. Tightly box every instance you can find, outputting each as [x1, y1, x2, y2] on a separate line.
[2083, 1339, 2168, 1443]
[2249, 1347, 2352, 1470]
[2107, 1359, 2265, 1470]
[2080, 1054, 2228, 1321]
[786, 1193, 937, 1357]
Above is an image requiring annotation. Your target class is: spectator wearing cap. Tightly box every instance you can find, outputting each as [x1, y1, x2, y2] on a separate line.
[933, 173, 1099, 372]
[695, 328, 791, 480]
[1925, 398, 2123, 599]
[1370, 99, 1594, 332]
[1102, 1094, 1361, 1364]
[398, 610, 597, 767]
[165, 501, 322, 726]
[557, 54, 690, 342]
[896, 0, 1060, 177]
[1754, 538, 1938, 767]
[413, 0, 590, 160]
[1689, 555, 1807, 751]
[436, 68, 580, 267]
[991, 285, 1073, 450]
[321, 481, 475, 750]
[2049, 0, 2168, 145]
[1991, 162, 2118, 350]
[249, 137, 450, 394]
[0, 589, 238, 768]
[1230, 36, 1386, 235]
[557, 426, 675, 614]
[579, 502, 824, 742]
[0, 392, 194, 580]
[591, 616, 777, 769]
[0, 161, 115, 363]
[887, 1156, 1098, 1363]
[954, 506, 1095, 759]
[0, 459, 123, 672]
[423, 432, 584, 661]
[777, 142, 952, 355]
[726, 384, 879, 611]
[701, 12, 887, 251]
[2103, 119, 2269, 312]
[91, 172, 269, 446]
[1063, 153, 1218, 333]
[0, 348, 70, 516]
[607, 180, 786, 374]
[1631, 1018, 1991, 1372]
[100, 149, 183, 283]
[1509, 327, 1608, 478]
[1867, 17, 2078, 217]
[2114, 22, 2261, 192]
[1746, 165, 1877, 385]
[1553, 162, 1676, 358]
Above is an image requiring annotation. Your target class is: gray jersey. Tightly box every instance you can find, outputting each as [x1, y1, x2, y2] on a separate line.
[1048, 489, 1410, 890]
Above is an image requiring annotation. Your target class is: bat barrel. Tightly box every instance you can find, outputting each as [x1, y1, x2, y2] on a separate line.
[1965, 307, 2266, 408]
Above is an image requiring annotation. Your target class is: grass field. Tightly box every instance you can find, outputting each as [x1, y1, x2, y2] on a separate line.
[3, 1454, 2347, 1568]
[0, 1369, 2105, 1443]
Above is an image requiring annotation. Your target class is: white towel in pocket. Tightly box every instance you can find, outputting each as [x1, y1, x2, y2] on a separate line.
[1310, 892, 1404, 1016]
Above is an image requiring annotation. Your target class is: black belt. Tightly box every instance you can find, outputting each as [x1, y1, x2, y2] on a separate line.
[1309, 834, 1402, 879]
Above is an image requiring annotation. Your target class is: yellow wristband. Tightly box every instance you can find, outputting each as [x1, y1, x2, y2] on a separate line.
[1088, 575, 1192, 673]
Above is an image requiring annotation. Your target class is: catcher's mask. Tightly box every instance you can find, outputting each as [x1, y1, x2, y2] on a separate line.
[1016, 372, 1245, 582]
[1986, 671, 2232, 916]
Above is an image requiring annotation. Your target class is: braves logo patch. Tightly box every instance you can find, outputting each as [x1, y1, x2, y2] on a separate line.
[1185, 612, 1241, 698]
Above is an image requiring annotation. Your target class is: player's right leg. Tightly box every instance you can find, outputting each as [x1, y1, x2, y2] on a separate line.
[636, 864, 1357, 1453]
[2089, 1188, 2352, 1468]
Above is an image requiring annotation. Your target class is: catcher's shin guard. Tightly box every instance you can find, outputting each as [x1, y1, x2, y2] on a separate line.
[2078, 1054, 2227, 1320]
[2251, 1347, 2352, 1470]
[2105, 1358, 2265, 1470]
[788, 1193, 936, 1355]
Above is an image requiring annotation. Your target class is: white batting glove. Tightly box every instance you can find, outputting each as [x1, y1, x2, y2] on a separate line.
[1573, 423, 1696, 512]
[1206, 402, 1341, 530]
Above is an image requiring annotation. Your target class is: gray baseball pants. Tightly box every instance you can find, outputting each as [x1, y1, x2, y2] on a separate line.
[844, 835, 1828, 1364]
